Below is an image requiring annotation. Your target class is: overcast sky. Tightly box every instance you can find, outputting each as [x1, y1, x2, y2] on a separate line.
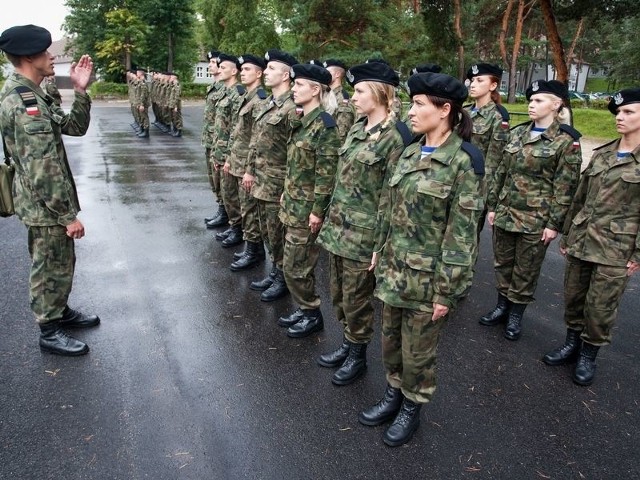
[0, 0, 70, 41]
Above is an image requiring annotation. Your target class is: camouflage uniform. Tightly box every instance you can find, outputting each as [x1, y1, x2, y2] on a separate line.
[487, 120, 582, 304]
[134, 76, 150, 130]
[168, 79, 182, 131]
[331, 85, 355, 143]
[317, 115, 407, 343]
[212, 83, 246, 227]
[0, 72, 91, 324]
[228, 86, 268, 242]
[248, 91, 297, 268]
[202, 81, 225, 202]
[279, 106, 341, 309]
[374, 133, 484, 404]
[560, 140, 640, 345]
[43, 78, 62, 106]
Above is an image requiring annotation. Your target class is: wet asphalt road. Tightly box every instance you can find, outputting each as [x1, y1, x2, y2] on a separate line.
[1, 97, 639, 480]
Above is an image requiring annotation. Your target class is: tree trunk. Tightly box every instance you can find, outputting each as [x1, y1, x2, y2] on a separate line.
[167, 32, 174, 72]
[453, 0, 465, 80]
[539, 0, 568, 84]
[508, 0, 526, 103]
[565, 17, 584, 64]
[499, 0, 515, 68]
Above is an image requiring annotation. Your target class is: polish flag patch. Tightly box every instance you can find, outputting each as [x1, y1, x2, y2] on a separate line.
[26, 106, 40, 116]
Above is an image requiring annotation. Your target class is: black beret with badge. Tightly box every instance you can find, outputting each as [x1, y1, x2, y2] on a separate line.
[407, 72, 468, 104]
[217, 53, 241, 69]
[290, 63, 331, 86]
[412, 63, 442, 75]
[525, 79, 568, 101]
[0, 24, 52, 56]
[466, 63, 503, 80]
[323, 59, 348, 71]
[346, 62, 399, 87]
[608, 87, 640, 114]
[264, 49, 298, 67]
[207, 50, 220, 60]
[239, 54, 266, 70]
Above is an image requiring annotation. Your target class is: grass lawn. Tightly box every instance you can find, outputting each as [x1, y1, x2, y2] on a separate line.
[504, 103, 617, 141]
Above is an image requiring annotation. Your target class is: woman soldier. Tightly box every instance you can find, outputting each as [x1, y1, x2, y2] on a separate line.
[276, 63, 342, 338]
[359, 72, 484, 447]
[543, 88, 640, 386]
[481, 80, 582, 340]
[315, 62, 412, 385]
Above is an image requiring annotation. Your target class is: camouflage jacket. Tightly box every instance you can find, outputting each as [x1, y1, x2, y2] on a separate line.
[488, 120, 582, 234]
[0, 73, 91, 226]
[561, 140, 640, 267]
[201, 81, 224, 149]
[227, 86, 268, 177]
[168, 82, 181, 109]
[374, 133, 484, 311]
[43, 81, 62, 106]
[134, 80, 149, 107]
[247, 91, 297, 202]
[317, 115, 408, 262]
[332, 86, 356, 144]
[211, 83, 246, 165]
[279, 106, 341, 228]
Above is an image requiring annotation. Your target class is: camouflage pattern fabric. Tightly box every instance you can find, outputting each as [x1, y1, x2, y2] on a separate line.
[201, 81, 224, 149]
[211, 84, 245, 166]
[332, 86, 356, 143]
[221, 172, 241, 227]
[134, 78, 149, 129]
[168, 81, 182, 130]
[283, 226, 321, 309]
[258, 200, 284, 267]
[44, 81, 62, 106]
[238, 176, 261, 242]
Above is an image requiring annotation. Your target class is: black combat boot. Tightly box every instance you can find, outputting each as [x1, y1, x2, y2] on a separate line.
[573, 342, 600, 386]
[317, 337, 350, 368]
[137, 128, 149, 138]
[543, 329, 582, 366]
[230, 241, 264, 271]
[261, 268, 289, 302]
[383, 398, 422, 447]
[39, 322, 89, 356]
[504, 303, 527, 341]
[59, 306, 100, 329]
[479, 293, 511, 326]
[221, 226, 243, 248]
[130, 121, 140, 131]
[234, 241, 265, 261]
[358, 384, 403, 426]
[250, 265, 277, 291]
[206, 205, 228, 229]
[277, 308, 304, 327]
[332, 342, 367, 385]
[172, 128, 182, 137]
[215, 227, 234, 241]
[287, 308, 324, 338]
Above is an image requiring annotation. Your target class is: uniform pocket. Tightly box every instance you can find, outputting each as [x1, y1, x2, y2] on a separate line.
[398, 251, 436, 302]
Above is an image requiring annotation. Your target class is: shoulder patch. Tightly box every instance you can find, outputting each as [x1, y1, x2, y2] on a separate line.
[461, 141, 485, 175]
[257, 88, 267, 100]
[320, 111, 337, 128]
[559, 123, 582, 140]
[593, 138, 617, 151]
[511, 120, 532, 131]
[394, 120, 413, 147]
[236, 84, 246, 95]
[495, 103, 510, 122]
[14, 85, 40, 115]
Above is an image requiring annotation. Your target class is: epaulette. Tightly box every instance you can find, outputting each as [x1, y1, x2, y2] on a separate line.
[257, 88, 267, 100]
[511, 120, 532, 131]
[320, 111, 337, 128]
[14, 86, 38, 108]
[461, 141, 485, 175]
[559, 123, 582, 140]
[395, 120, 413, 147]
[235, 84, 246, 95]
[593, 139, 617, 151]
[495, 103, 510, 122]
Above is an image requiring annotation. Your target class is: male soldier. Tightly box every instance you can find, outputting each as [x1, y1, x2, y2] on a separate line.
[324, 58, 355, 142]
[135, 67, 150, 138]
[246, 49, 299, 301]
[211, 54, 246, 247]
[543, 88, 640, 386]
[127, 70, 141, 132]
[202, 50, 228, 227]
[42, 75, 62, 106]
[226, 54, 269, 271]
[168, 72, 183, 137]
[0, 25, 100, 356]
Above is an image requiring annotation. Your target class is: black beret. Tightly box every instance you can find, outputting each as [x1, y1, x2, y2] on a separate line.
[346, 62, 399, 87]
[608, 87, 640, 114]
[407, 72, 468, 104]
[466, 63, 503, 79]
[290, 63, 331, 86]
[207, 50, 220, 60]
[217, 53, 240, 69]
[264, 49, 298, 67]
[411, 63, 442, 75]
[525, 79, 568, 101]
[0, 24, 52, 56]
[323, 59, 348, 71]
[307, 59, 323, 66]
[238, 54, 266, 70]
[365, 58, 391, 67]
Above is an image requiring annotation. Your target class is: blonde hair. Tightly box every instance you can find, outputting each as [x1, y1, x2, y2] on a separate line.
[359, 80, 396, 115]
[319, 84, 337, 115]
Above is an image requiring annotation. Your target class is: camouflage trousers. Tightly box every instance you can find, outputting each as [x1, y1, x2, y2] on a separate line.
[130, 104, 138, 125]
[152, 101, 160, 123]
[283, 226, 320, 310]
[382, 303, 447, 404]
[237, 177, 260, 242]
[138, 106, 149, 130]
[329, 254, 376, 343]
[493, 227, 549, 304]
[258, 200, 284, 267]
[208, 157, 223, 205]
[564, 254, 629, 346]
[27, 225, 75, 324]
[171, 104, 183, 130]
[221, 170, 242, 227]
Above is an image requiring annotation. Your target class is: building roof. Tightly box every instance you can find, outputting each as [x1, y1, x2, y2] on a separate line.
[49, 38, 73, 63]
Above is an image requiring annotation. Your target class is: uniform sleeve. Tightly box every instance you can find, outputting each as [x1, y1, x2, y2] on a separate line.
[59, 92, 91, 137]
[312, 126, 341, 217]
[484, 114, 509, 172]
[487, 139, 511, 212]
[559, 155, 594, 249]
[373, 140, 405, 253]
[547, 137, 582, 231]
[432, 163, 484, 308]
